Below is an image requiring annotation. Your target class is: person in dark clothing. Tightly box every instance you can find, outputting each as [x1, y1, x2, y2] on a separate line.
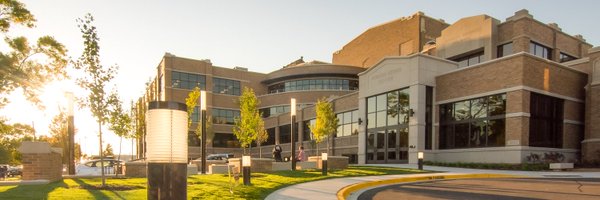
[273, 145, 283, 162]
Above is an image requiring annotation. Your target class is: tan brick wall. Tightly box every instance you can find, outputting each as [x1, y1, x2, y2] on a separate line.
[506, 90, 530, 114]
[124, 162, 146, 178]
[332, 14, 447, 68]
[564, 100, 584, 122]
[21, 153, 62, 181]
[563, 123, 583, 149]
[505, 117, 529, 146]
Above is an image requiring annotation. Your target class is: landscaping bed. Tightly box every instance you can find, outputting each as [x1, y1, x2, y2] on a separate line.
[0, 166, 424, 199]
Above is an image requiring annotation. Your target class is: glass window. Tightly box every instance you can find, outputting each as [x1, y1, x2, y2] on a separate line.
[376, 94, 386, 111]
[529, 93, 563, 148]
[530, 42, 552, 60]
[453, 51, 484, 68]
[559, 52, 577, 63]
[497, 42, 513, 58]
[213, 77, 241, 96]
[267, 78, 359, 94]
[336, 110, 358, 137]
[439, 93, 506, 149]
[213, 133, 239, 148]
[171, 71, 206, 90]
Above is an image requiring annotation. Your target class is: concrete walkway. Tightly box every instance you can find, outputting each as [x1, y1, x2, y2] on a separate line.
[264, 164, 600, 200]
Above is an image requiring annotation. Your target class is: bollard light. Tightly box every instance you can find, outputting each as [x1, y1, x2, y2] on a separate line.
[417, 152, 424, 170]
[242, 155, 251, 185]
[290, 98, 297, 171]
[146, 101, 188, 200]
[321, 153, 328, 176]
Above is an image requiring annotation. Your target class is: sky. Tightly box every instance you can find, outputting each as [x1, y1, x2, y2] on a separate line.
[2, 0, 599, 157]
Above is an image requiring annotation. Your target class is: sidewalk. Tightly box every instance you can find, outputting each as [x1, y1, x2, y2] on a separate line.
[264, 164, 600, 200]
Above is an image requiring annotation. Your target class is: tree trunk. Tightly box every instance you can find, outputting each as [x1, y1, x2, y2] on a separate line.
[99, 122, 106, 187]
[327, 135, 331, 155]
[117, 136, 122, 177]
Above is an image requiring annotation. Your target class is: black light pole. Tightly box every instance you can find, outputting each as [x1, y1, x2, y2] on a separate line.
[66, 92, 75, 175]
[242, 155, 251, 185]
[200, 91, 207, 174]
[290, 98, 296, 171]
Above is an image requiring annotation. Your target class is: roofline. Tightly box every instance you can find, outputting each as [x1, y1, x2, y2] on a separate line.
[358, 53, 458, 76]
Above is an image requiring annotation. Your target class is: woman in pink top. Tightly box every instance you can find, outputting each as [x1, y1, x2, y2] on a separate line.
[297, 146, 307, 162]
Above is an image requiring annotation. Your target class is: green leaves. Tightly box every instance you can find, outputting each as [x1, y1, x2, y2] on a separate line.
[185, 87, 201, 128]
[0, 1, 67, 108]
[233, 87, 267, 150]
[108, 90, 133, 138]
[309, 98, 338, 143]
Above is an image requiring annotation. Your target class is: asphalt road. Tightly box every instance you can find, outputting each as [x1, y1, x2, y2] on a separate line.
[358, 178, 600, 200]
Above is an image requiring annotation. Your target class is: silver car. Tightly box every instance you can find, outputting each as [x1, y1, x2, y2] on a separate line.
[76, 159, 122, 175]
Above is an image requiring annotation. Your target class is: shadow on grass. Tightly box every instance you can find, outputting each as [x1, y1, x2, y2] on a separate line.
[72, 178, 122, 200]
[0, 180, 68, 199]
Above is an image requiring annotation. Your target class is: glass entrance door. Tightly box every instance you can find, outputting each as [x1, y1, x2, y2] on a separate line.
[366, 127, 408, 164]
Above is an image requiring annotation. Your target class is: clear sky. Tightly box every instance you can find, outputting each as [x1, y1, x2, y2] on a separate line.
[2, 0, 599, 157]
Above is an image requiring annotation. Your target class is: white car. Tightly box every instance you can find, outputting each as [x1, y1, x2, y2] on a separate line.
[76, 159, 122, 175]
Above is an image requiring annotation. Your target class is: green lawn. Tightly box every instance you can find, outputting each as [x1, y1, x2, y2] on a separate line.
[0, 166, 424, 199]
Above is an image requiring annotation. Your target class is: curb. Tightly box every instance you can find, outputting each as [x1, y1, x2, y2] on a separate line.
[336, 173, 524, 200]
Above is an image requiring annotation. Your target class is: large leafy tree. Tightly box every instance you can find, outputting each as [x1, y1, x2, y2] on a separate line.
[309, 98, 338, 154]
[233, 87, 266, 154]
[74, 13, 117, 187]
[0, 118, 34, 164]
[0, 0, 68, 108]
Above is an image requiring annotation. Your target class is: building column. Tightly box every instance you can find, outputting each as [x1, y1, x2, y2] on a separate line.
[357, 98, 367, 164]
[583, 55, 600, 163]
[408, 84, 427, 164]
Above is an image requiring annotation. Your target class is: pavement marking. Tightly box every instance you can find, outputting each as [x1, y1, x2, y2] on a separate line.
[336, 173, 524, 200]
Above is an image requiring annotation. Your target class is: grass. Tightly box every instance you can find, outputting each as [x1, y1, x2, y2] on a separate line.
[0, 166, 424, 200]
[424, 161, 549, 171]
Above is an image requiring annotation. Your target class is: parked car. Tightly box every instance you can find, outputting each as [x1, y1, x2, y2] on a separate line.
[76, 159, 123, 175]
[198, 153, 233, 163]
[7, 166, 22, 177]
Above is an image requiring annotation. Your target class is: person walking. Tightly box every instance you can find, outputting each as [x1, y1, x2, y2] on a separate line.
[273, 145, 283, 162]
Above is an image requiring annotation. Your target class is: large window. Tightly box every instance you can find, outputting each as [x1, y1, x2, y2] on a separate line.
[213, 133, 239, 148]
[530, 42, 552, 60]
[190, 107, 200, 122]
[367, 88, 410, 129]
[497, 42, 513, 58]
[336, 110, 359, 137]
[425, 86, 433, 150]
[529, 93, 563, 148]
[559, 52, 577, 63]
[439, 94, 506, 149]
[171, 71, 206, 90]
[278, 124, 298, 144]
[259, 104, 311, 118]
[453, 51, 484, 68]
[212, 108, 240, 125]
[213, 77, 241, 96]
[303, 119, 315, 141]
[268, 79, 358, 94]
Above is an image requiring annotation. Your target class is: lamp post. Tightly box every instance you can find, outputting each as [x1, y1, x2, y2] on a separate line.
[242, 155, 251, 185]
[146, 101, 188, 200]
[290, 98, 296, 171]
[65, 92, 75, 175]
[200, 90, 207, 174]
[321, 153, 328, 176]
[418, 152, 424, 170]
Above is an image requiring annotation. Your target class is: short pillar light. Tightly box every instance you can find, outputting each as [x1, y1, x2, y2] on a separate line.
[242, 155, 251, 185]
[321, 153, 328, 176]
[417, 152, 424, 170]
[146, 101, 188, 200]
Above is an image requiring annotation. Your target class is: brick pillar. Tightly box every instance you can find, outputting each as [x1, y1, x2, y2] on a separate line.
[18, 142, 63, 181]
[583, 52, 600, 163]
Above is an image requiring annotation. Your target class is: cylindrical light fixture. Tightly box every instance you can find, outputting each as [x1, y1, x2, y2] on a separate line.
[242, 155, 251, 185]
[322, 153, 328, 176]
[290, 98, 297, 171]
[146, 101, 188, 200]
[417, 152, 424, 170]
[200, 90, 207, 174]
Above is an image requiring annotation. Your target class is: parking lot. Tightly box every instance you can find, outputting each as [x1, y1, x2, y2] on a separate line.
[359, 178, 600, 200]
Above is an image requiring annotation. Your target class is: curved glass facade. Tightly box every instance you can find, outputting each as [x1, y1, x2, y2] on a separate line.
[268, 79, 358, 94]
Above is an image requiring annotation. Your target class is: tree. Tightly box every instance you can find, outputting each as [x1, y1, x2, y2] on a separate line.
[254, 113, 268, 158]
[47, 111, 82, 164]
[233, 87, 266, 154]
[103, 143, 114, 156]
[0, 0, 68, 108]
[0, 118, 34, 164]
[107, 90, 132, 164]
[184, 87, 215, 148]
[309, 98, 338, 154]
[74, 13, 117, 187]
